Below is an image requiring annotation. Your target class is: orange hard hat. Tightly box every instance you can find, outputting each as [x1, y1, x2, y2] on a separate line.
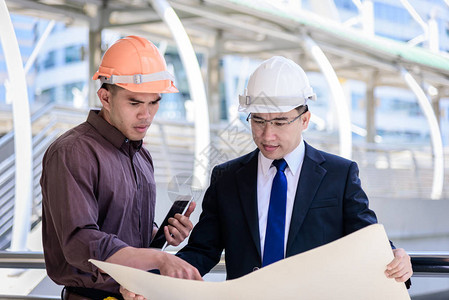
[92, 35, 178, 93]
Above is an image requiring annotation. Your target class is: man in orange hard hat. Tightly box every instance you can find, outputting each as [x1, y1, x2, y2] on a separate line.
[40, 35, 201, 300]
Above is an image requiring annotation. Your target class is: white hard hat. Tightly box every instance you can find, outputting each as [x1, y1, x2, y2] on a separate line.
[238, 56, 316, 113]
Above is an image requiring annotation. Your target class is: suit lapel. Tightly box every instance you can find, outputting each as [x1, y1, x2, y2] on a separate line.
[286, 143, 327, 255]
[236, 149, 261, 258]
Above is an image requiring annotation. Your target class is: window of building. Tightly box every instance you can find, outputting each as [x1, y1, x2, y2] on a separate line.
[440, 20, 449, 51]
[333, 0, 358, 12]
[39, 87, 56, 103]
[374, 3, 412, 25]
[43, 50, 56, 69]
[351, 92, 364, 110]
[64, 45, 83, 64]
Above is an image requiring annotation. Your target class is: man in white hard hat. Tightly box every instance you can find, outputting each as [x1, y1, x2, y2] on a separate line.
[41, 36, 201, 300]
[175, 56, 412, 286]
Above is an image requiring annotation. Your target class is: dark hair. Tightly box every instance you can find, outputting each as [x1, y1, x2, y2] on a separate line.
[295, 105, 308, 115]
[100, 83, 124, 95]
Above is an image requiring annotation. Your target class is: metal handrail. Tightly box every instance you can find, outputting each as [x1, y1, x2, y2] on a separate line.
[0, 103, 69, 250]
[0, 250, 448, 277]
[0, 103, 54, 149]
[409, 251, 449, 277]
[0, 251, 46, 269]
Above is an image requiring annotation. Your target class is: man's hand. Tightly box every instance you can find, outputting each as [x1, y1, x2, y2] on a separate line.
[164, 202, 196, 246]
[105, 246, 202, 280]
[158, 249, 203, 280]
[120, 286, 146, 300]
[385, 248, 413, 282]
[118, 250, 202, 300]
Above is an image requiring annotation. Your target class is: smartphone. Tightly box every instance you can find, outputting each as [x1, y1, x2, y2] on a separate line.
[149, 195, 193, 250]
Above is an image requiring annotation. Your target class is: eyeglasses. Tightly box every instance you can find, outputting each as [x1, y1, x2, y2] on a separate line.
[246, 107, 308, 128]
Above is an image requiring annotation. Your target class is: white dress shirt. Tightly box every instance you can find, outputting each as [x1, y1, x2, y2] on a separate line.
[257, 138, 305, 257]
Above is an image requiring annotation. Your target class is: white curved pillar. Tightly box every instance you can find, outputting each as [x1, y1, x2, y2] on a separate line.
[401, 68, 444, 200]
[304, 36, 352, 159]
[150, 0, 211, 189]
[0, 0, 33, 250]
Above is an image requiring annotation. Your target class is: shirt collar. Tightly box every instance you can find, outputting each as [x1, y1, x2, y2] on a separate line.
[259, 137, 305, 176]
[86, 109, 143, 150]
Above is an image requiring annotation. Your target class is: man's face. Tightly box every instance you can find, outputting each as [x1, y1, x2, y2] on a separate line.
[250, 108, 310, 160]
[98, 87, 161, 141]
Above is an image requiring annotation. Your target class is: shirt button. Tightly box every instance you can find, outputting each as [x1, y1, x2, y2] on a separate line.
[125, 138, 129, 143]
[253, 267, 260, 271]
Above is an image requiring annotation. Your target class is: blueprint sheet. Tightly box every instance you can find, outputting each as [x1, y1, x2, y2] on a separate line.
[90, 224, 410, 300]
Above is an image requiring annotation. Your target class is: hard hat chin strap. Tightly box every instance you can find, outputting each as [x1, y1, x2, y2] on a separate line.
[99, 71, 175, 85]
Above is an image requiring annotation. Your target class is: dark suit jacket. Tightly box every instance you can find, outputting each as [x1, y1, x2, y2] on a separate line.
[177, 142, 380, 280]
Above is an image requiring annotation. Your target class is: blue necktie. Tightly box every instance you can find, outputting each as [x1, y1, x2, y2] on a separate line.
[263, 158, 287, 267]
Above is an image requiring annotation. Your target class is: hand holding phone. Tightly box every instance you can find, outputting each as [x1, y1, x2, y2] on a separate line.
[150, 195, 193, 250]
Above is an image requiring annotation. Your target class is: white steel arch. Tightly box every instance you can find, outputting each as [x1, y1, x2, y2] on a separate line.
[0, 0, 33, 251]
[401, 67, 444, 200]
[304, 35, 353, 159]
[150, 0, 211, 189]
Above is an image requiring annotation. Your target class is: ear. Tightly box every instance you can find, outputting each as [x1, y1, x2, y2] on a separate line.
[97, 88, 112, 111]
[301, 111, 311, 129]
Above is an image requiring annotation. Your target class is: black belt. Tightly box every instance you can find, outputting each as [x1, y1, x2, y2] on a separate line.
[62, 286, 124, 300]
